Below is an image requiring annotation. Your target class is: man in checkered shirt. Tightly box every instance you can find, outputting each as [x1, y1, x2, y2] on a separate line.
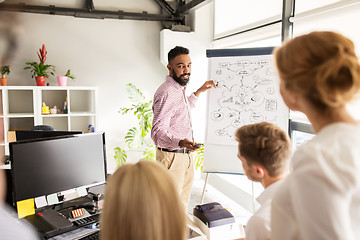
[151, 46, 216, 207]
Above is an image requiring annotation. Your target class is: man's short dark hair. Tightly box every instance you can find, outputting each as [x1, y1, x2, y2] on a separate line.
[168, 46, 189, 63]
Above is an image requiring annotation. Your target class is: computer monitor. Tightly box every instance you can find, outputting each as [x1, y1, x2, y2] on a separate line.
[10, 132, 107, 203]
[14, 130, 83, 142]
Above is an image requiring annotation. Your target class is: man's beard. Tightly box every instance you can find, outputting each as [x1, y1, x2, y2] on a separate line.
[172, 70, 190, 86]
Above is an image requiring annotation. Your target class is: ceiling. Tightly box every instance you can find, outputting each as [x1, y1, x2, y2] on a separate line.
[0, 0, 212, 29]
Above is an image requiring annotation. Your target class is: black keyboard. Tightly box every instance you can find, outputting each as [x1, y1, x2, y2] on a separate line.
[78, 230, 100, 240]
[73, 216, 97, 227]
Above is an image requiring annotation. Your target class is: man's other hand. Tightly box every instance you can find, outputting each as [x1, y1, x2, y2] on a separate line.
[179, 138, 201, 152]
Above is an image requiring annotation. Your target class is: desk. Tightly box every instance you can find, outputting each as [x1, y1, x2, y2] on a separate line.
[48, 227, 99, 240]
[27, 198, 207, 240]
[25, 196, 101, 240]
[43, 217, 205, 240]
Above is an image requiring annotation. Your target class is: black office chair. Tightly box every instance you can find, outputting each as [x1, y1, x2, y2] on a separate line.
[30, 125, 56, 131]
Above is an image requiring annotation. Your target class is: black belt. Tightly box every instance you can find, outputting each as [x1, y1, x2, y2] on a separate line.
[157, 147, 190, 154]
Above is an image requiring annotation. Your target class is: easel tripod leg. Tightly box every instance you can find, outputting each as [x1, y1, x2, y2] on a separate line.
[200, 173, 209, 204]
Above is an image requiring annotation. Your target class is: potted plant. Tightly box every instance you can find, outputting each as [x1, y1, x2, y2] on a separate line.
[1, 65, 10, 86]
[57, 69, 76, 86]
[24, 44, 55, 86]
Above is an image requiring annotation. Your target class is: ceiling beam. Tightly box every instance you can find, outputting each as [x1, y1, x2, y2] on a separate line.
[153, 0, 175, 16]
[0, 3, 183, 22]
[85, 0, 95, 12]
[175, 0, 213, 17]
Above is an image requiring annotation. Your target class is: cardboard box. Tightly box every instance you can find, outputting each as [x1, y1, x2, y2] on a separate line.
[7, 131, 16, 143]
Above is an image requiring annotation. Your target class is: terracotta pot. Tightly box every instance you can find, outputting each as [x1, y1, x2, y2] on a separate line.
[1, 78, 7, 86]
[57, 76, 68, 86]
[35, 76, 46, 86]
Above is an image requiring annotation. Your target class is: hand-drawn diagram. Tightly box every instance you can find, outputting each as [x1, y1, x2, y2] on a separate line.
[206, 54, 287, 145]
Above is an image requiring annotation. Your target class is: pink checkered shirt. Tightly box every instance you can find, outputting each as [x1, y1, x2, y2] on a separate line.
[151, 75, 198, 150]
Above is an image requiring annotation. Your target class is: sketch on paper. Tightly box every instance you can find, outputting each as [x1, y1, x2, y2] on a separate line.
[206, 54, 285, 145]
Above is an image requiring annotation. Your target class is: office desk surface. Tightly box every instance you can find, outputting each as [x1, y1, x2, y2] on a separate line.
[48, 227, 99, 240]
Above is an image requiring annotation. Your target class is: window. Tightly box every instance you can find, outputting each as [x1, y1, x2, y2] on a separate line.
[295, 0, 343, 14]
[214, 0, 282, 39]
[231, 36, 281, 49]
[292, 0, 360, 121]
[212, 23, 281, 49]
[292, 1, 360, 56]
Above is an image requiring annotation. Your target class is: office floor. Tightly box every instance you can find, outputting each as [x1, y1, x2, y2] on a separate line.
[187, 173, 252, 225]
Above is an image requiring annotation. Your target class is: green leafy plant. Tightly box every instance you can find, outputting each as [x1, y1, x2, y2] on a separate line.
[114, 83, 154, 166]
[1, 65, 10, 78]
[24, 44, 55, 78]
[194, 146, 204, 171]
[65, 69, 76, 80]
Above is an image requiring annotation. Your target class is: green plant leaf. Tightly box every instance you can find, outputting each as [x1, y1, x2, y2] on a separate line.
[142, 145, 156, 161]
[65, 69, 76, 80]
[24, 61, 55, 78]
[126, 83, 146, 104]
[119, 107, 132, 115]
[1, 65, 10, 75]
[194, 146, 204, 171]
[114, 147, 127, 167]
[125, 127, 143, 149]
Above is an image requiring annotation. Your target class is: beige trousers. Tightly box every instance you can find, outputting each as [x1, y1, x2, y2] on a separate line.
[156, 148, 194, 208]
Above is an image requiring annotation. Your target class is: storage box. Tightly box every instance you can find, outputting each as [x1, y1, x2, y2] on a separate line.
[7, 131, 16, 143]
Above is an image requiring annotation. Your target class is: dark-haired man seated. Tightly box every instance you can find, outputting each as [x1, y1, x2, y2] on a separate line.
[235, 122, 291, 240]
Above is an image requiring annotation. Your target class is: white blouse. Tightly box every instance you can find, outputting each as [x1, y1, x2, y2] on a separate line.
[271, 123, 360, 240]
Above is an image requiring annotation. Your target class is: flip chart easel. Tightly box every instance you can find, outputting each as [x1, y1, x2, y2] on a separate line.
[200, 47, 288, 212]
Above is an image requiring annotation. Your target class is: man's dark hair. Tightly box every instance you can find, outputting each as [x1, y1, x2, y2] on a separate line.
[168, 46, 189, 63]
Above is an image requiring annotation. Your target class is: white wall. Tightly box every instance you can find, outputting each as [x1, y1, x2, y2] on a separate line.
[8, 12, 165, 172]
[184, 2, 214, 143]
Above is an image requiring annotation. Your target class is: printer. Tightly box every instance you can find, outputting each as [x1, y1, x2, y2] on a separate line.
[193, 202, 234, 227]
[193, 202, 243, 240]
